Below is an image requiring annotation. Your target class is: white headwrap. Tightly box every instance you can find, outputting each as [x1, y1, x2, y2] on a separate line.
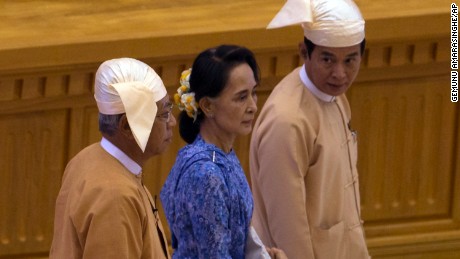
[267, 0, 365, 47]
[94, 58, 167, 152]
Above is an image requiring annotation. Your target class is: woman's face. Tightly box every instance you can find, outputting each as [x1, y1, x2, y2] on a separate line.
[208, 63, 258, 139]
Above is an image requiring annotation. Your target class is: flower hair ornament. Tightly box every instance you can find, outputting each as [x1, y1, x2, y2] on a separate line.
[174, 68, 199, 122]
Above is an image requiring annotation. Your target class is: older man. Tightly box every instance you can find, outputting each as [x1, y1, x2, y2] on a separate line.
[250, 0, 370, 258]
[50, 58, 175, 259]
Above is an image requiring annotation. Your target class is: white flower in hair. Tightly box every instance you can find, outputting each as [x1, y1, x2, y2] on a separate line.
[174, 69, 199, 121]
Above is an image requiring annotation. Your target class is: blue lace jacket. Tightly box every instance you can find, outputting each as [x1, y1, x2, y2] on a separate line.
[160, 135, 253, 259]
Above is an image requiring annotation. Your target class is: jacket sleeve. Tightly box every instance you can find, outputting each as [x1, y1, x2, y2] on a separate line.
[252, 111, 316, 259]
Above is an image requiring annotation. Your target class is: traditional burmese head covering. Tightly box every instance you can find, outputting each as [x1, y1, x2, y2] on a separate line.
[268, 0, 365, 47]
[94, 58, 167, 152]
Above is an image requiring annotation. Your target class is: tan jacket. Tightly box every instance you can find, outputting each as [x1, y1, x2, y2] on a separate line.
[250, 67, 369, 259]
[50, 143, 170, 259]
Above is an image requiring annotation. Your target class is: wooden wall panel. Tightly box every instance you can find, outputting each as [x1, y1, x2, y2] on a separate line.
[350, 75, 456, 221]
[0, 79, 19, 101]
[0, 110, 68, 256]
[0, 68, 97, 257]
[346, 36, 460, 257]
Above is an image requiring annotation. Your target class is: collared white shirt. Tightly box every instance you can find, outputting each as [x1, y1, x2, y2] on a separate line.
[100, 137, 142, 175]
[299, 64, 335, 103]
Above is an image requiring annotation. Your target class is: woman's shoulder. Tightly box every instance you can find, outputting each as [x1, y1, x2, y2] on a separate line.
[183, 157, 224, 183]
[170, 135, 238, 187]
[176, 135, 228, 166]
[177, 135, 210, 155]
[177, 154, 228, 190]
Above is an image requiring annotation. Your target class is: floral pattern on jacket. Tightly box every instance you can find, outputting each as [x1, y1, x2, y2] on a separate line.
[160, 135, 253, 259]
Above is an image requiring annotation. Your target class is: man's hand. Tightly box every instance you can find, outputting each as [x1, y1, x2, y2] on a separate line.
[266, 247, 288, 259]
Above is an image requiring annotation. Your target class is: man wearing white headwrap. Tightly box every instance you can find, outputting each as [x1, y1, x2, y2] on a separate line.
[50, 58, 175, 259]
[250, 0, 370, 258]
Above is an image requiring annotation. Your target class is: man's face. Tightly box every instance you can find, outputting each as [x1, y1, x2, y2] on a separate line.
[304, 43, 362, 96]
[144, 96, 176, 156]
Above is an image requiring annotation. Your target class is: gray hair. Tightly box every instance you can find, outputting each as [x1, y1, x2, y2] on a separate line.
[99, 113, 125, 136]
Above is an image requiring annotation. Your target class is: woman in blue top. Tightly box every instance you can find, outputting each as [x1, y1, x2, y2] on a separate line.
[161, 45, 285, 259]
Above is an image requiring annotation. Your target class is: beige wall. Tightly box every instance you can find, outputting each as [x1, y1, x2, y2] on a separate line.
[0, 0, 458, 258]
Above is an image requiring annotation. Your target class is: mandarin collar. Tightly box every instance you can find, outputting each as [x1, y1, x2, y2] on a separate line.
[100, 137, 142, 175]
[299, 64, 335, 103]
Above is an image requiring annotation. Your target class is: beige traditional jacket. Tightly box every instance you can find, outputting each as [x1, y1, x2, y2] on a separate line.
[50, 143, 170, 259]
[250, 67, 370, 259]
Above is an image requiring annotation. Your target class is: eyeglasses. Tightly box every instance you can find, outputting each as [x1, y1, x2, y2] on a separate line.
[156, 103, 174, 122]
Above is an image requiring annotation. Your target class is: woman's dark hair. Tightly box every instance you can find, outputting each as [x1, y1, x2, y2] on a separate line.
[179, 45, 260, 144]
[304, 37, 366, 58]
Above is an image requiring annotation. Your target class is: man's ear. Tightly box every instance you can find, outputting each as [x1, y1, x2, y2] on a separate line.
[118, 114, 133, 138]
[299, 41, 308, 60]
[199, 97, 214, 118]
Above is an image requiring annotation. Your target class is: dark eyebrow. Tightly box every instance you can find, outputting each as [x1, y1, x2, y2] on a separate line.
[345, 52, 360, 58]
[320, 51, 360, 58]
[320, 51, 335, 57]
[233, 84, 259, 96]
[234, 89, 249, 97]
